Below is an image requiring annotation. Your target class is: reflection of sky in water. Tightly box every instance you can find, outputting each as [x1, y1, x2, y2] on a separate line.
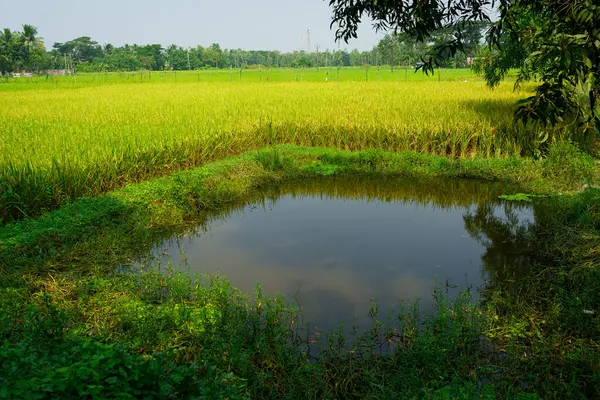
[146, 193, 531, 331]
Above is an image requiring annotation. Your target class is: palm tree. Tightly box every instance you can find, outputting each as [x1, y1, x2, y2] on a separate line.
[21, 24, 43, 70]
[21, 24, 39, 50]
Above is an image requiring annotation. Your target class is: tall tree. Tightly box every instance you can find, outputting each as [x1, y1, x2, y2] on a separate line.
[21, 24, 40, 51]
[21, 24, 44, 70]
[54, 37, 102, 65]
[0, 29, 16, 74]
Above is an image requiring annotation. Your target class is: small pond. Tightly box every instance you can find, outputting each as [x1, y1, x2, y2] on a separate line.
[140, 177, 534, 331]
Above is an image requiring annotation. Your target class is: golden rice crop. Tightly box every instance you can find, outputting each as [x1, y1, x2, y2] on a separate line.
[0, 75, 542, 222]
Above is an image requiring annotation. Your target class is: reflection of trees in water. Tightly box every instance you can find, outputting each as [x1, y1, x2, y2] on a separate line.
[266, 176, 520, 210]
[463, 201, 544, 282]
[154, 176, 538, 282]
[166, 176, 523, 244]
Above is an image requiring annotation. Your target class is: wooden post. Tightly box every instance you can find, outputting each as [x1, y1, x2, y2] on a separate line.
[391, 41, 395, 73]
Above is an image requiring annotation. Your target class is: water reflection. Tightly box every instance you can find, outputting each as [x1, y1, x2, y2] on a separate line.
[464, 202, 539, 281]
[139, 177, 533, 331]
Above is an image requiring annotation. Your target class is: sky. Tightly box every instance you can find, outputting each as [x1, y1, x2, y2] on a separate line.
[0, 0, 385, 52]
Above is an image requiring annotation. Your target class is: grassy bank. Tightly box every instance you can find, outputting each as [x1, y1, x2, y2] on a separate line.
[2, 143, 595, 271]
[1, 74, 555, 223]
[1, 145, 599, 399]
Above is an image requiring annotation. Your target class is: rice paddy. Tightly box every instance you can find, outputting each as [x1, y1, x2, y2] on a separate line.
[1, 83, 598, 398]
[0, 68, 545, 222]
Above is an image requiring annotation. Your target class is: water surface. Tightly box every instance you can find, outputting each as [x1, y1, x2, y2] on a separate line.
[142, 177, 533, 330]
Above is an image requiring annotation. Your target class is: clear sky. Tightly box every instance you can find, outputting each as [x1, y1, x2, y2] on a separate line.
[0, 0, 384, 52]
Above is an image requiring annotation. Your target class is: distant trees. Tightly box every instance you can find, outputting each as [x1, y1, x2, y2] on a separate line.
[0, 29, 17, 74]
[53, 37, 102, 67]
[1, 24, 485, 76]
[0, 25, 45, 74]
[205, 43, 223, 68]
[373, 22, 489, 70]
[133, 44, 165, 71]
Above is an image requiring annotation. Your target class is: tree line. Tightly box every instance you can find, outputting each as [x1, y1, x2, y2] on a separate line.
[0, 24, 487, 75]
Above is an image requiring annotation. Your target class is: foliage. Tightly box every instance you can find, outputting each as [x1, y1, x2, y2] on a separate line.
[2, 24, 478, 73]
[498, 193, 537, 202]
[465, 186, 600, 398]
[540, 141, 597, 184]
[376, 22, 490, 69]
[1, 144, 595, 270]
[328, 0, 600, 135]
[509, 1, 600, 134]
[0, 146, 598, 398]
[0, 266, 500, 399]
[0, 25, 44, 74]
[0, 339, 247, 400]
[53, 37, 103, 65]
[0, 23, 496, 74]
[471, 6, 539, 89]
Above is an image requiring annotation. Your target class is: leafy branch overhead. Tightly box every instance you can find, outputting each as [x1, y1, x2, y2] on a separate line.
[328, 0, 600, 133]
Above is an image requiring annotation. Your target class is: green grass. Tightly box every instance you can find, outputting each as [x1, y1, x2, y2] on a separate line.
[2, 143, 596, 271]
[0, 67, 481, 91]
[1, 145, 599, 399]
[0, 268, 506, 399]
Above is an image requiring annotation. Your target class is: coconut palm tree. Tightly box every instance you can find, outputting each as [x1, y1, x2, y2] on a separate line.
[21, 24, 43, 70]
[21, 24, 39, 50]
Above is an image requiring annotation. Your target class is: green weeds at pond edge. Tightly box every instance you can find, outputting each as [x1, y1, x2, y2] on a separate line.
[1, 144, 599, 399]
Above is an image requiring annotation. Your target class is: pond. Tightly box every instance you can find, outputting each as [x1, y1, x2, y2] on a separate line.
[140, 177, 534, 331]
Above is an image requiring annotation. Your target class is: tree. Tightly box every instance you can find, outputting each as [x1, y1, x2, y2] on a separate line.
[204, 43, 223, 68]
[54, 37, 102, 66]
[190, 45, 205, 69]
[349, 49, 362, 66]
[327, 0, 600, 135]
[292, 55, 312, 69]
[499, 2, 599, 136]
[134, 44, 165, 70]
[103, 43, 114, 55]
[21, 25, 42, 52]
[166, 45, 187, 70]
[0, 29, 16, 74]
[21, 25, 44, 70]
